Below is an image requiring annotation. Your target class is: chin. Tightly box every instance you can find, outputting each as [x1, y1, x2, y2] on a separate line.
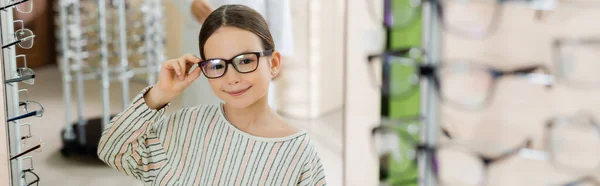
[222, 96, 257, 109]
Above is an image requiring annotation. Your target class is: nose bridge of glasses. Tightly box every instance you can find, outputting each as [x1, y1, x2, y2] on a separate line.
[222, 61, 243, 82]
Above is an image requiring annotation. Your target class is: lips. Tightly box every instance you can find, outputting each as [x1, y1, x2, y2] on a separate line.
[225, 86, 252, 97]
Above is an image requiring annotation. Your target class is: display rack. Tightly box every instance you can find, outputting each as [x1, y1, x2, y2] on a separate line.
[56, 0, 165, 157]
[0, 6, 18, 184]
[1, 0, 44, 185]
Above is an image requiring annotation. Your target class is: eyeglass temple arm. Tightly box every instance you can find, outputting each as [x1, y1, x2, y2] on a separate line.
[2, 40, 20, 49]
[482, 138, 533, 166]
[5, 74, 34, 84]
[0, 0, 29, 11]
[7, 111, 37, 122]
[9, 144, 41, 160]
[502, 65, 553, 88]
[366, 48, 418, 62]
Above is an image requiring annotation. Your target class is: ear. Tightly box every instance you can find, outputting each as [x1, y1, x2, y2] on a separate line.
[269, 50, 282, 78]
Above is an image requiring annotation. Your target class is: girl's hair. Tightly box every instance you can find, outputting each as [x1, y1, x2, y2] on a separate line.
[198, 4, 275, 60]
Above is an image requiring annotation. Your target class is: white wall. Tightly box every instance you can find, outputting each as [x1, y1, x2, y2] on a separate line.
[343, 0, 386, 185]
[277, 0, 345, 119]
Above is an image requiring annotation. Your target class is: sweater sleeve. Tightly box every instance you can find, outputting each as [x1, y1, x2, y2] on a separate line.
[297, 148, 327, 186]
[97, 86, 170, 183]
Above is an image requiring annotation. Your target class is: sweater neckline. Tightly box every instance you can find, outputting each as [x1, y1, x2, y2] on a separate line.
[217, 103, 307, 143]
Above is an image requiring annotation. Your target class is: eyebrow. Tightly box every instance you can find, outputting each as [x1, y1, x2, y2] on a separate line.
[205, 50, 259, 61]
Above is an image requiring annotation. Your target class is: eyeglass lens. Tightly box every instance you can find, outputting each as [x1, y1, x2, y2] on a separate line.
[200, 53, 260, 78]
[15, 29, 34, 49]
[438, 64, 495, 109]
[547, 118, 600, 172]
[442, 0, 500, 36]
[14, 0, 32, 13]
[556, 41, 600, 87]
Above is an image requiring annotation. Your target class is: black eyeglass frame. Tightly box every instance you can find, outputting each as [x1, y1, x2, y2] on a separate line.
[198, 49, 274, 79]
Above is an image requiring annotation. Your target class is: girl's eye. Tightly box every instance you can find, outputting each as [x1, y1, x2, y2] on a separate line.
[240, 59, 255, 64]
[210, 64, 225, 70]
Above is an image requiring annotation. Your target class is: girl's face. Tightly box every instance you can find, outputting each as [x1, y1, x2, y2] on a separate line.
[202, 26, 280, 108]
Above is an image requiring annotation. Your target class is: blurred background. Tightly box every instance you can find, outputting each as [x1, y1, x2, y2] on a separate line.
[0, 0, 600, 186]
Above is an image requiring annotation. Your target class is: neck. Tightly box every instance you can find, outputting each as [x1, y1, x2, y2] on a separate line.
[223, 96, 275, 129]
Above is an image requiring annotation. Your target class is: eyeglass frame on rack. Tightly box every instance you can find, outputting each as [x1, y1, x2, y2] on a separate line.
[5, 54, 34, 84]
[552, 37, 600, 89]
[2, 19, 34, 49]
[0, 0, 32, 13]
[370, 118, 533, 186]
[367, 48, 554, 110]
[365, 0, 552, 38]
[7, 100, 43, 122]
[19, 156, 39, 186]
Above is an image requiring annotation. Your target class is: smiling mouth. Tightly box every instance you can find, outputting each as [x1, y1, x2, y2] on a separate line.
[225, 86, 252, 97]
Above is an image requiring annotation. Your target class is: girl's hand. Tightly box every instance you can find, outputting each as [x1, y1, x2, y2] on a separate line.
[145, 54, 203, 109]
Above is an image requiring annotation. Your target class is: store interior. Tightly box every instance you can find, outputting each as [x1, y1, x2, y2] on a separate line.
[1, 0, 600, 186]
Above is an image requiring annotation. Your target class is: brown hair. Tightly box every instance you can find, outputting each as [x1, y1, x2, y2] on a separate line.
[198, 4, 275, 60]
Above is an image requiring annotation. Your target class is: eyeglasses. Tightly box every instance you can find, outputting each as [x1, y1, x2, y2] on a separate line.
[10, 124, 42, 160]
[5, 55, 35, 84]
[366, 0, 545, 38]
[552, 37, 600, 89]
[199, 50, 274, 79]
[7, 90, 44, 122]
[2, 20, 35, 49]
[367, 48, 553, 110]
[541, 111, 600, 175]
[19, 156, 39, 186]
[0, 0, 33, 13]
[371, 119, 533, 186]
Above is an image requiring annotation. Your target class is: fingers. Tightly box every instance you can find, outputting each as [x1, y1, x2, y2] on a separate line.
[177, 58, 187, 80]
[185, 67, 202, 85]
[182, 53, 202, 65]
[163, 59, 182, 77]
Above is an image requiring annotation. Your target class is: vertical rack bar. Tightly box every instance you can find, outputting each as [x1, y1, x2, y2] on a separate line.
[117, 0, 129, 110]
[1, 5, 23, 185]
[98, 0, 110, 128]
[0, 14, 14, 186]
[73, 0, 87, 145]
[153, 0, 165, 65]
[143, 0, 155, 86]
[59, 0, 76, 142]
[419, 0, 442, 186]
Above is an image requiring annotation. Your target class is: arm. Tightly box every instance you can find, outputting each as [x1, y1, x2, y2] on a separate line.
[97, 86, 170, 183]
[191, 0, 213, 24]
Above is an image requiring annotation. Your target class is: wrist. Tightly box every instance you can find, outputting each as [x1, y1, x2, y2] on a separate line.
[145, 86, 171, 109]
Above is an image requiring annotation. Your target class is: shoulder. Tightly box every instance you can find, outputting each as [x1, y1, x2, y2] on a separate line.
[284, 133, 318, 158]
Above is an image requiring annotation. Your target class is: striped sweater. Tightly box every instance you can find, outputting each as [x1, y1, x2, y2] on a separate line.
[97, 86, 327, 186]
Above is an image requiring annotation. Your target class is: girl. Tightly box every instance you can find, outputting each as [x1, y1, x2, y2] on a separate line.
[97, 4, 326, 186]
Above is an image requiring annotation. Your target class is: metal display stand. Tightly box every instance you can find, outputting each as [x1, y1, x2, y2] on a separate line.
[2, 1, 45, 184]
[419, 1, 441, 186]
[56, 0, 165, 157]
[0, 7, 20, 184]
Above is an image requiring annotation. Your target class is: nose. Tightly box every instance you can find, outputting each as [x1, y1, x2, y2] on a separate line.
[224, 64, 242, 85]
